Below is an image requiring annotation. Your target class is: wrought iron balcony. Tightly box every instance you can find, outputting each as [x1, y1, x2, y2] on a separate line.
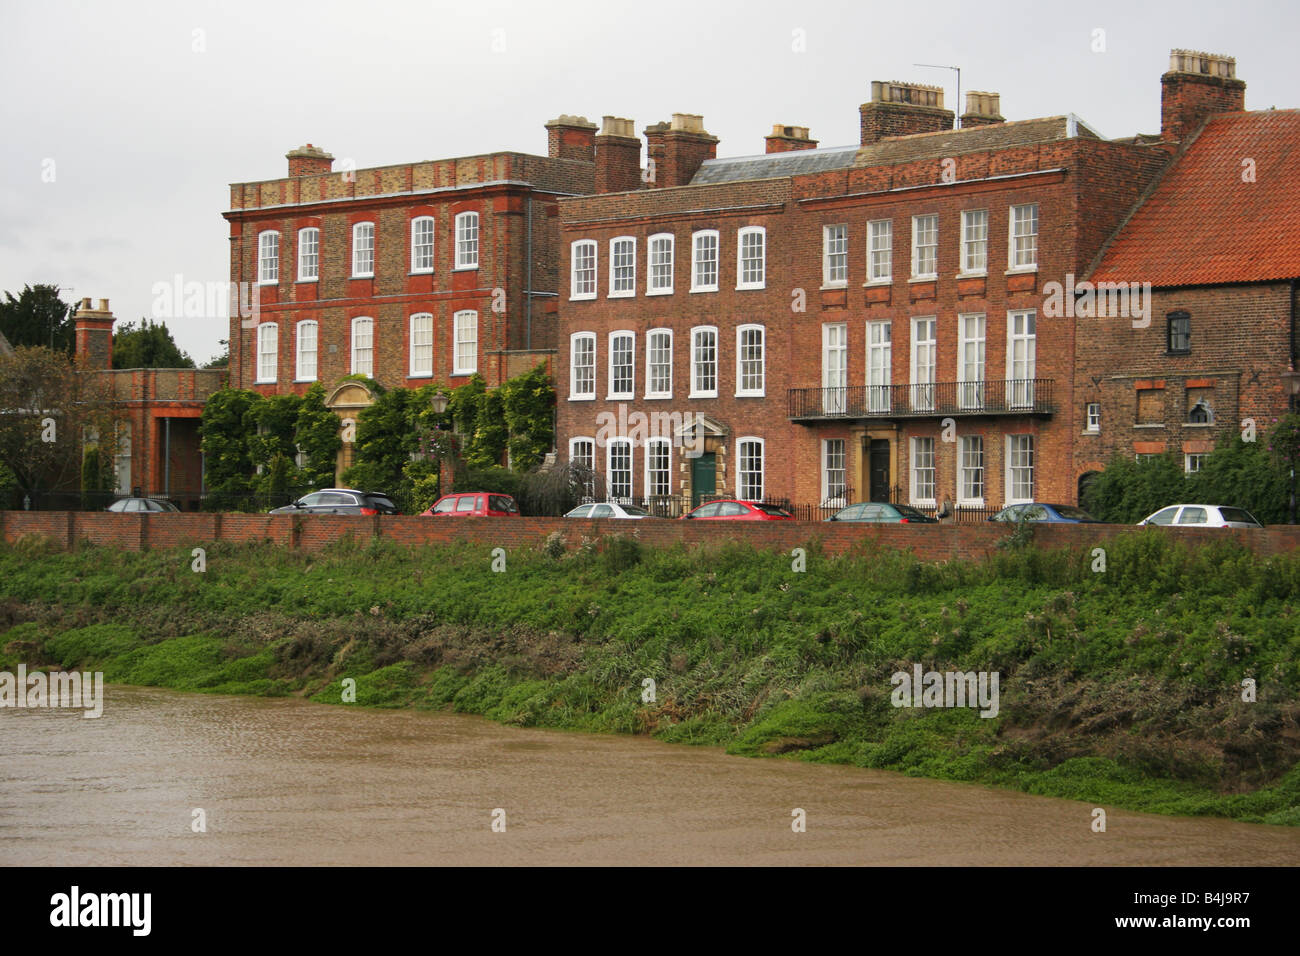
[787, 379, 1055, 422]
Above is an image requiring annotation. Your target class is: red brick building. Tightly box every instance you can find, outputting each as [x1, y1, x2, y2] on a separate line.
[554, 57, 1249, 514]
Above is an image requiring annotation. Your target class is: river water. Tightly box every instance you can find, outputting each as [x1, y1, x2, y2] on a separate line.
[1, 685, 1295, 866]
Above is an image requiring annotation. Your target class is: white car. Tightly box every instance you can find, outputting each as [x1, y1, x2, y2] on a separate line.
[1137, 504, 1263, 529]
[564, 502, 656, 519]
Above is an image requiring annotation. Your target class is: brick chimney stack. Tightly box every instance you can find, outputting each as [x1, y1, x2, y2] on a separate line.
[659, 113, 719, 187]
[644, 120, 669, 183]
[961, 91, 1004, 128]
[74, 297, 115, 370]
[860, 81, 955, 145]
[1161, 49, 1246, 142]
[286, 144, 334, 177]
[545, 115, 598, 162]
[765, 124, 819, 153]
[594, 116, 643, 194]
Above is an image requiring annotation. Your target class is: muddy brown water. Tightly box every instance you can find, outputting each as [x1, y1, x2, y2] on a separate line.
[1, 685, 1296, 866]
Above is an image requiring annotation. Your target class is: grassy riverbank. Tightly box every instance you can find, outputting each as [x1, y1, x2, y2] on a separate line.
[2, 531, 1298, 825]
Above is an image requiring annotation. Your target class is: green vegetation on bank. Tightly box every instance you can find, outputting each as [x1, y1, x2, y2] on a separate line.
[2, 531, 1298, 825]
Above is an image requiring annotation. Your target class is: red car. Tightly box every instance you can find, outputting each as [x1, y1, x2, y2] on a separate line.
[422, 492, 520, 517]
[682, 499, 795, 521]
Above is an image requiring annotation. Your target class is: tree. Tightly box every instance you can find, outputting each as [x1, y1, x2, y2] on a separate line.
[112, 318, 195, 369]
[201, 340, 229, 369]
[0, 285, 76, 354]
[295, 382, 343, 489]
[0, 346, 121, 496]
[198, 388, 260, 503]
[499, 362, 555, 471]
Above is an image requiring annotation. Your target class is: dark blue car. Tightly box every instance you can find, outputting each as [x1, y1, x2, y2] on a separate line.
[988, 503, 1099, 523]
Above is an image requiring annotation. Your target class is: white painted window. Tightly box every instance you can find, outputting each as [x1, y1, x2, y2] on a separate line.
[411, 216, 435, 273]
[409, 313, 433, 377]
[645, 438, 672, 498]
[868, 220, 892, 282]
[256, 322, 278, 382]
[822, 323, 846, 414]
[1085, 402, 1100, 432]
[295, 320, 317, 381]
[823, 224, 847, 286]
[570, 240, 597, 299]
[1006, 434, 1034, 502]
[570, 332, 595, 399]
[609, 236, 636, 297]
[648, 233, 674, 294]
[911, 214, 938, 278]
[455, 211, 479, 269]
[646, 328, 672, 399]
[911, 436, 936, 505]
[453, 310, 477, 375]
[958, 436, 984, 505]
[1007, 310, 1037, 408]
[1185, 452, 1207, 474]
[351, 317, 374, 376]
[608, 330, 634, 399]
[607, 438, 632, 501]
[958, 313, 986, 410]
[352, 222, 375, 278]
[961, 209, 988, 274]
[736, 324, 765, 397]
[737, 437, 764, 501]
[258, 231, 279, 284]
[867, 321, 892, 413]
[911, 316, 937, 412]
[690, 326, 717, 397]
[823, 438, 847, 505]
[297, 228, 319, 281]
[737, 226, 766, 289]
[1010, 203, 1039, 270]
[570, 437, 596, 496]
[691, 230, 719, 292]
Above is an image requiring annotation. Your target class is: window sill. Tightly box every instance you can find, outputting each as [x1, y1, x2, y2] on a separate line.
[863, 278, 892, 287]
[608, 291, 636, 299]
[643, 394, 672, 401]
[569, 294, 597, 302]
[605, 394, 634, 402]
[1133, 423, 1166, 429]
[1183, 422, 1215, 428]
[735, 392, 766, 399]
[408, 373, 434, 379]
[690, 286, 719, 294]
[409, 270, 434, 277]
[646, 288, 674, 297]
[820, 282, 848, 291]
[453, 265, 479, 273]
[688, 392, 718, 400]
[568, 395, 596, 402]
[257, 281, 277, 287]
[956, 271, 988, 279]
[351, 275, 375, 281]
[293, 379, 317, 384]
[735, 284, 766, 292]
[296, 278, 319, 284]
[451, 369, 477, 377]
[908, 275, 938, 283]
[1004, 267, 1038, 276]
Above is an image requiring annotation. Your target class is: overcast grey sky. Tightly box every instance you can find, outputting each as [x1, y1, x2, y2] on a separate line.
[1, 0, 1296, 365]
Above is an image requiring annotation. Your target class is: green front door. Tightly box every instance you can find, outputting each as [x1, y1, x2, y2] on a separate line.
[691, 452, 716, 507]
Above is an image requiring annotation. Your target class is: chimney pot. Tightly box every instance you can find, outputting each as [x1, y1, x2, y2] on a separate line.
[1160, 48, 1245, 141]
[765, 124, 818, 153]
[286, 143, 335, 177]
[861, 80, 955, 145]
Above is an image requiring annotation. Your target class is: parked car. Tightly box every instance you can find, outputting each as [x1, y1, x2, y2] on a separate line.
[421, 492, 520, 517]
[989, 503, 1100, 523]
[1137, 504, 1263, 529]
[564, 502, 656, 519]
[682, 499, 795, 521]
[106, 497, 180, 513]
[827, 502, 937, 523]
[269, 489, 400, 515]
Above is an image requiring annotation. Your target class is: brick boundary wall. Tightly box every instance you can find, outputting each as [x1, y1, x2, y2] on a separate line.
[2, 512, 1299, 562]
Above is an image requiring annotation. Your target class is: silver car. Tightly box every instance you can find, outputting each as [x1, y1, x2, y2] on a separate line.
[1137, 504, 1263, 529]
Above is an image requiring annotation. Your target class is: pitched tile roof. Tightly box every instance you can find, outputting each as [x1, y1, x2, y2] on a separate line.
[1091, 110, 1300, 287]
[854, 115, 1102, 166]
[691, 145, 858, 185]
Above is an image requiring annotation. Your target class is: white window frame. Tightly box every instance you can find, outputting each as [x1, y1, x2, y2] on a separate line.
[911, 316, 937, 412]
[911, 214, 938, 279]
[607, 438, 633, 502]
[910, 436, 936, 506]
[645, 437, 672, 499]
[351, 221, 375, 278]
[1185, 452, 1207, 474]
[822, 323, 847, 414]
[647, 233, 674, 295]
[867, 219, 892, 283]
[409, 313, 433, 378]
[570, 239, 597, 300]
[453, 310, 477, 376]
[958, 312, 986, 410]
[867, 320, 892, 413]
[645, 328, 672, 399]
[822, 438, 847, 506]
[257, 231, 279, 285]
[1006, 434, 1035, 503]
[735, 324, 765, 397]
[570, 332, 596, 400]
[1007, 310, 1037, 408]
[297, 227, 319, 282]
[1085, 402, 1101, 433]
[1009, 203, 1039, 271]
[411, 216, 435, 274]
[823, 224, 848, 287]
[691, 229, 719, 293]
[958, 435, 985, 506]
[737, 437, 764, 502]
[569, 437, 596, 497]
[607, 330, 635, 399]
[608, 236, 636, 298]
[960, 209, 988, 276]
[690, 326, 718, 398]
[736, 226, 766, 290]
[295, 319, 318, 382]
[351, 316, 374, 377]
[455, 211, 479, 270]
[256, 323, 278, 383]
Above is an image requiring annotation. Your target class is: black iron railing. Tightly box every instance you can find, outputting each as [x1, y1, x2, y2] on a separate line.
[788, 379, 1054, 421]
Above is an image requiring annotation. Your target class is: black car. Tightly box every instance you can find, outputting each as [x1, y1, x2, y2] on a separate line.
[827, 502, 938, 524]
[269, 488, 400, 515]
[106, 497, 180, 513]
